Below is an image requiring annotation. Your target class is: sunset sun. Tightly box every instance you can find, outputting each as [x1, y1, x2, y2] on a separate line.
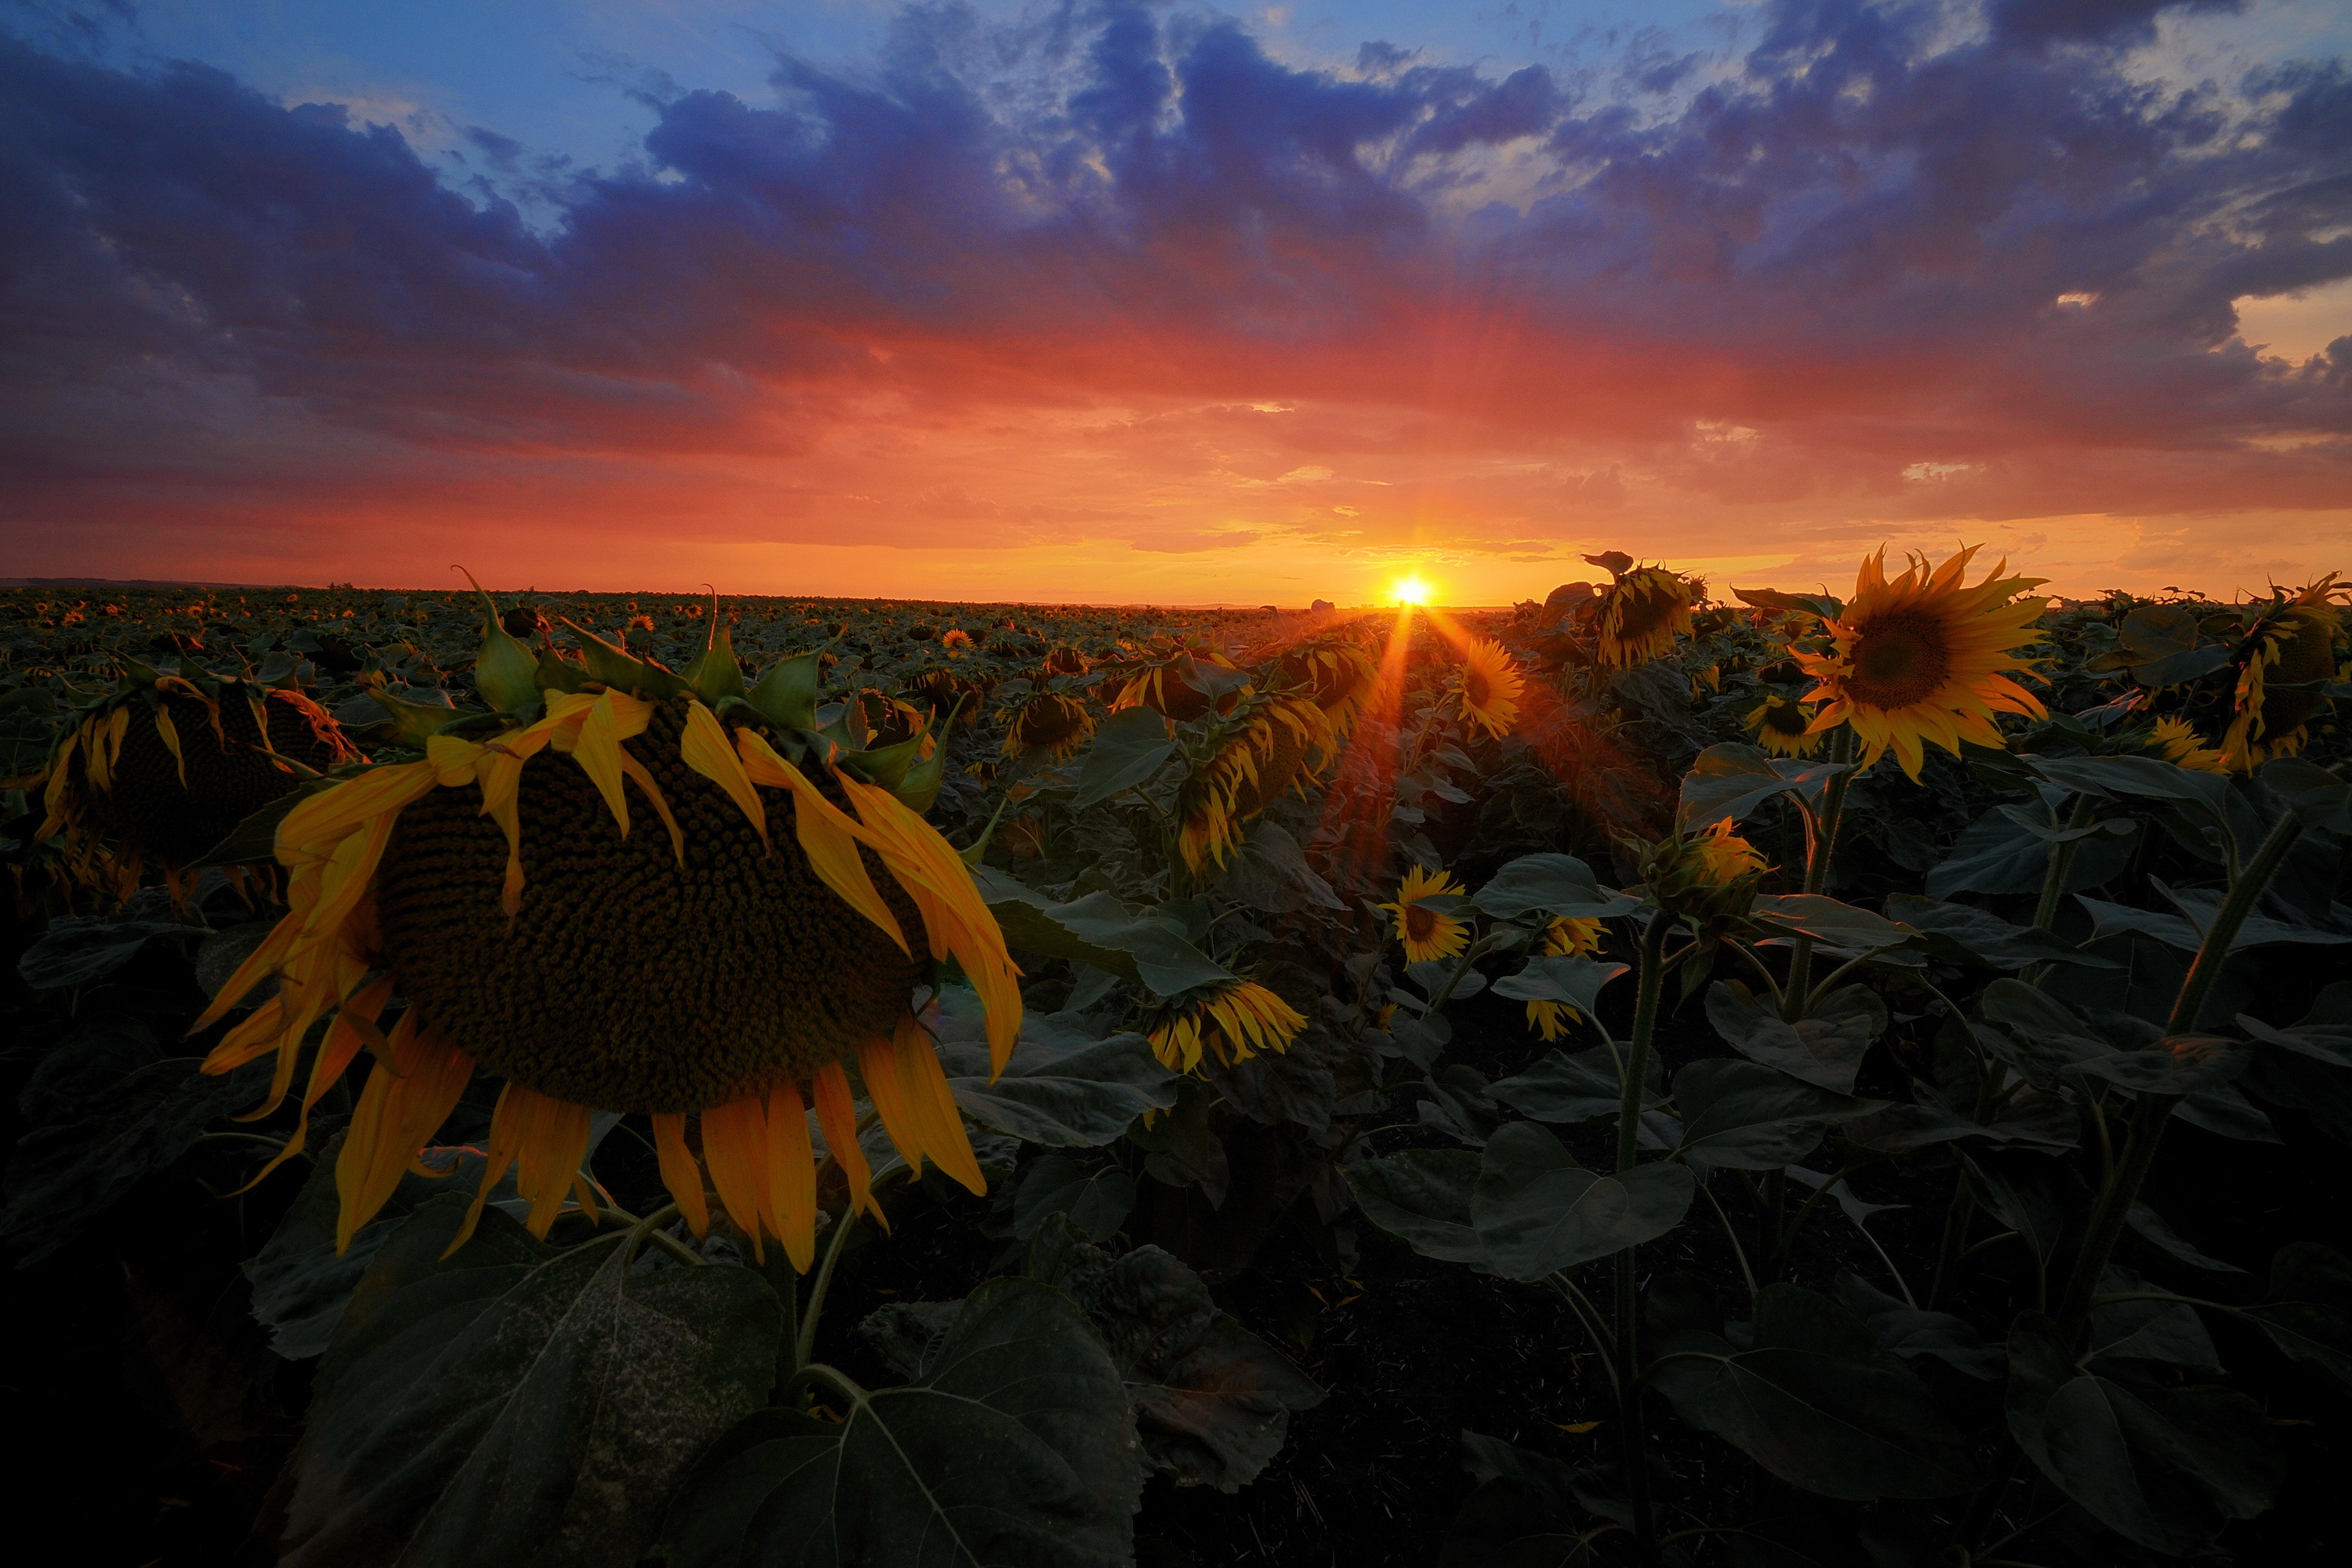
[1392, 574, 1433, 606]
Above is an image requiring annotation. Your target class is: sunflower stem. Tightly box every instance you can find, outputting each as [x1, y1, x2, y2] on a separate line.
[796, 1196, 868, 1370]
[2024, 797, 2097, 987]
[764, 1246, 804, 1400]
[1613, 909, 1670, 1567]
[1781, 729, 1854, 1021]
[2050, 805, 2304, 1343]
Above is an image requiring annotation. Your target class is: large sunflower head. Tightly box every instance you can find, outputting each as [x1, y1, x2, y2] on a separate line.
[1796, 546, 2049, 782]
[1000, 690, 1095, 760]
[1590, 561, 1698, 670]
[1744, 693, 1822, 758]
[1138, 976, 1306, 1076]
[1635, 817, 1768, 924]
[38, 663, 364, 902]
[1276, 635, 1380, 728]
[1174, 695, 1336, 873]
[1112, 642, 1243, 723]
[193, 614, 1022, 1275]
[1378, 864, 1471, 964]
[1524, 916, 1606, 1042]
[1450, 638, 1525, 741]
[2220, 579, 2342, 771]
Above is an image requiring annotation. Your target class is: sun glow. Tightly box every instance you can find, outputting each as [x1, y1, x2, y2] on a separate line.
[1390, 574, 1432, 606]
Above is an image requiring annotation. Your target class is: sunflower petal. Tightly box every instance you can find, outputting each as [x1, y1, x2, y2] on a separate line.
[652, 1112, 712, 1240]
[735, 731, 909, 954]
[337, 1016, 474, 1253]
[766, 1080, 819, 1272]
[682, 700, 768, 847]
[812, 1061, 882, 1225]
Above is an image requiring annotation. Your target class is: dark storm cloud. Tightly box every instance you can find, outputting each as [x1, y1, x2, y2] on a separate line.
[0, 0, 2347, 522]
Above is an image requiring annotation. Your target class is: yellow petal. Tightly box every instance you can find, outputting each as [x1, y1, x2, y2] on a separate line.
[681, 701, 768, 847]
[813, 1061, 882, 1225]
[765, 1080, 818, 1272]
[152, 702, 187, 786]
[735, 730, 908, 953]
[652, 1112, 711, 1240]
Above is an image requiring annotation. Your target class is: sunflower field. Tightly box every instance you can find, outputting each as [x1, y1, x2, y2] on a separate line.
[2, 556, 2349, 1568]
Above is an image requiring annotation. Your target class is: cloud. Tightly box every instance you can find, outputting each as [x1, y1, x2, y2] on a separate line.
[0, 1, 2347, 594]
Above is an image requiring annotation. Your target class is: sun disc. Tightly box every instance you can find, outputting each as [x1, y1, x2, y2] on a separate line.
[1392, 575, 1432, 606]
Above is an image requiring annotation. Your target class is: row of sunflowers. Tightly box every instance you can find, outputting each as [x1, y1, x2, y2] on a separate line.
[1, 551, 2348, 1567]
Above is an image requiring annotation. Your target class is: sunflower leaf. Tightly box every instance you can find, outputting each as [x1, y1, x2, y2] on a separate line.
[1668, 1059, 1886, 1172]
[1072, 706, 1178, 810]
[1705, 981, 1886, 1094]
[971, 870, 1232, 997]
[1470, 853, 1638, 920]
[1471, 1123, 1694, 1280]
[935, 1004, 1179, 1146]
[1344, 1148, 1488, 1265]
[1678, 742, 1849, 831]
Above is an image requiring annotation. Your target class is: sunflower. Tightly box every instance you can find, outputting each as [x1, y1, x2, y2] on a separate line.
[1593, 565, 1697, 669]
[1380, 865, 1470, 964]
[193, 623, 1020, 1272]
[2220, 579, 2341, 771]
[1175, 695, 1337, 873]
[2143, 717, 2227, 775]
[1524, 916, 1606, 1042]
[1000, 690, 1095, 760]
[1278, 635, 1380, 729]
[1450, 639, 1525, 741]
[39, 663, 363, 902]
[1636, 818, 1768, 924]
[1138, 977, 1306, 1075]
[1744, 694, 1822, 757]
[1113, 642, 1243, 722]
[1796, 546, 2049, 782]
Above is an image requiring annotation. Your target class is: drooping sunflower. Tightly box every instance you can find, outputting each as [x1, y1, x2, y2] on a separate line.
[1112, 642, 1243, 722]
[1175, 695, 1337, 873]
[1524, 916, 1606, 1042]
[1278, 634, 1380, 730]
[2220, 579, 2342, 771]
[1138, 976, 1307, 1076]
[2143, 716, 2227, 775]
[1450, 639, 1525, 741]
[1635, 818, 1769, 925]
[1380, 864, 1470, 964]
[1000, 690, 1095, 761]
[39, 663, 364, 902]
[1592, 565, 1698, 669]
[1744, 693, 1822, 758]
[194, 618, 1020, 1272]
[1796, 546, 2049, 781]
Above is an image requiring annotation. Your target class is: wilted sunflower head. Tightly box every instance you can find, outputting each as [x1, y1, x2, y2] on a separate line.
[1113, 643, 1242, 722]
[2221, 579, 2343, 771]
[1450, 639, 1525, 741]
[1797, 546, 2049, 782]
[194, 622, 1022, 1277]
[2143, 716, 2227, 775]
[1745, 694, 1822, 758]
[1139, 976, 1307, 1076]
[1041, 644, 1091, 677]
[1174, 695, 1335, 873]
[1000, 691, 1095, 760]
[1278, 636, 1379, 728]
[1378, 864, 1471, 963]
[1523, 916, 1606, 1041]
[1635, 818, 1767, 924]
[1593, 564, 1698, 670]
[39, 666, 363, 902]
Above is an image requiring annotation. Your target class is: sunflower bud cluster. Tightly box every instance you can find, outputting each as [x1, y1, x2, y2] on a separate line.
[1631, 818, 1768, 925]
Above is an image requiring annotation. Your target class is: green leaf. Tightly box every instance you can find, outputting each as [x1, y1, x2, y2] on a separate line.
[1490, 955, 1630, 1014]
[659, 1279, 1142, 1568]
[1831, 1276, 2002, 1380]
[1677, 743, 1846, 831]
[2078, 891, 2352, 953]
[1441, 1432, 1615, 1567]
[1649, 1284, 1976, 1501]
[746, 650, 823, 731]
[932, 1002, 1179, 1146]
[1471, 1123, 1693, 1281]
[2005, 1312, 2280, 1553]
[2236, 1012, 2352, 1069]
[1469, 853, 1639, 921]
[2259, 757, 2352, 832]
[557, 619, 689, 699]
[2090, 1265, 2220, 1372]
[1072, 706, 1178, 809]
[1669, 1059, 1884, 1171]
[1704, 981, 1886, 1094]
[1842, 1088, 2080, 1155]
[1748, 894, 1915, 953]
[2125, 1202, 2243, 1275]
[1214, 821, 1345, 913]
[1883, 895, 2113, 971]
[1490, 1046, 1659, 1124]
[972, 869, 1233, 998]
[16, 912, 194, 988]
[1343, 1149, 1487, 1265]
[284, 1194, 778, 1568]
[1731, 586, 1841, 620]
[683, 622, 749, 706]
[1926, 806, 2136, 898]
[2242, 1243, 2352, 1392]
[461, 571, 543, 713]
[1012, 1155, 1136, 1242]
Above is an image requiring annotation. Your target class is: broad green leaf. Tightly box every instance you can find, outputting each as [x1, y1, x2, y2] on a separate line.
[1842, 1089, 2079, 1156]
[1677, 743, 1848, 831]
[1442, 1432, 1618, 1567]
[1926, 806, 2136, 899]
[2259, 756, 2352, 831]
[746, 650, 823, 731]
[1344, 1149, 1487, 1264]
[16, 913, 194, 989]
[972, 870, 1232, 997]
[284, 1195, 778, 1568]
[2027, 753, 2234, 815]
[1471, 1123, 1693, 1280]
[2125, 1202, 2244, 1275]
[1705, 981, 1886, 1094]
[1831, 1276, 2002, 1380]
[196, 781, 333, 868]
[1418, 1062, 1502, 1146]
[1490, 955, 1630, 1015]
[1883, 895, 2113, 971]
[1669, 1059, 1884, 1171]
[2090, 1265, 2220, 1372]
[1214, 821, 1345, 913]
[1072, 707, 1177, 810]
[1650, 1284, 1976, 1501]
[933, 1004, 1179, 1147]
[2236, 1012, 2352, 1069]
[1469, 853, 1639, 920]
[660, 1279, 1142, 1568]
[1490, 1046, 1658, 1124]
[2242, 1243, 2352, 1392]
[1748, 894, 1915, 953]
[1012, 1155, 1135, 1242]
[2005, 1312, 2280, 1553]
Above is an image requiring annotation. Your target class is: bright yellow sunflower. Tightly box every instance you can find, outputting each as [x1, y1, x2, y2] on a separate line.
[1744, 693, 1822, 758]
[1594, 565, 1697, 669]
[193, 626, 1020, 1274]
[1139, 977, 1307, 1076]
[1380, 864, 1470, 964]
[2220, 579, 2342, 771]
[1524, 916, 1606, 1042]
[2143, 717, 2227, 775]
[1450, 639, 1525, 740]
[1175, 695, 1337, 873]
[1797, 546, 2049, 781]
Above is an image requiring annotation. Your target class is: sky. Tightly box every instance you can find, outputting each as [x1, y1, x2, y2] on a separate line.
[2, 0, 2349, 605]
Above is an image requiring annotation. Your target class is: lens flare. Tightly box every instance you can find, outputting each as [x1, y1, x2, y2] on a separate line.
[1392, 575, 1432, 606]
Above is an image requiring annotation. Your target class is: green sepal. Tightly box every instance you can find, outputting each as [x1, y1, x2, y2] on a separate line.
[556, 619, 688, 700]
[889, 695, 961, 811]
[117, 655, 162, 689]
[457, 568, 542, 713]
[684, 612, 749, 706]
[746, 650, 823, 731]
[534, 645, 590, 696]
[840, 724, 931, 793]
[818, 698, 867, 752]
[365, 682, 465, 749]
